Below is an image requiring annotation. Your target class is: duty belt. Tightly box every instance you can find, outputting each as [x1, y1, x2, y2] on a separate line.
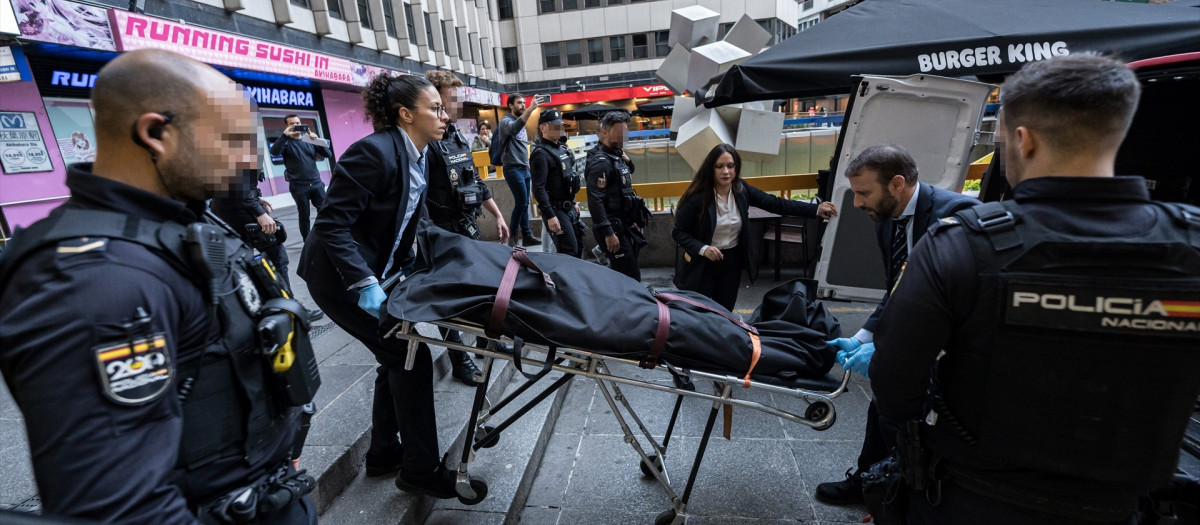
[198, 463, 315, 525]
[556, 200, 576, 210]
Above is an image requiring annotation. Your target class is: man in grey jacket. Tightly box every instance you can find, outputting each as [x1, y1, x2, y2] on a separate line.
[495, 94, 544, 246]
[270, 114, 331, 239]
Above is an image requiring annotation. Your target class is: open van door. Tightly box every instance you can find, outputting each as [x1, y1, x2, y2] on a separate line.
[814, 74, 993, 302]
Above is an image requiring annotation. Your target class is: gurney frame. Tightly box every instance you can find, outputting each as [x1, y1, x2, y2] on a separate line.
[385, 319, 851, 524]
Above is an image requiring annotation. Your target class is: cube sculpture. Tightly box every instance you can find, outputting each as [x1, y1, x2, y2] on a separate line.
[686, 41, 752, 96]
[735, 108, 786, 162]
[722, 14, 772, 55]
[655, 44, 692, 95]
[667, 5, 719, 51]
[675, 108, 735, 172]
[715, 103, 743, 132]
[669, 96, 702, 133]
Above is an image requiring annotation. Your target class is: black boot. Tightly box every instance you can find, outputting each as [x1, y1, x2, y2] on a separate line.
[394, 463, 458, 499]
[815, 468, 864, 505]
[449, 349, 482, 386]
[364, 444, 404, 477]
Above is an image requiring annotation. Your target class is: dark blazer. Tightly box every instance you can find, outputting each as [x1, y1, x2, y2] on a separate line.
[672, 180, 819, 290]
[298, 127, 426, 290]
[863, 183, 978, 332]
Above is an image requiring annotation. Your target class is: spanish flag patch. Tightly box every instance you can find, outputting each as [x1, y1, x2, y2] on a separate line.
[93, 333, 173, 406]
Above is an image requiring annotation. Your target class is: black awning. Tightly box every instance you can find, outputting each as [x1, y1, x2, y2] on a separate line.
[562, 104, 627, 120]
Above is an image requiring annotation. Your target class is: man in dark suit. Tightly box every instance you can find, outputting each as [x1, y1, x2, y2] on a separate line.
[816, 143, 979, 505]
[271, 114, 331, 240]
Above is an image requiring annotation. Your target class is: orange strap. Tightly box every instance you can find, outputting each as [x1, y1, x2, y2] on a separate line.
[742, 332, 762, 388]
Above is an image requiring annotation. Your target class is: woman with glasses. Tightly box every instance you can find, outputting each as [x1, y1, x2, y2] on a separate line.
[298, 73, 487, 502]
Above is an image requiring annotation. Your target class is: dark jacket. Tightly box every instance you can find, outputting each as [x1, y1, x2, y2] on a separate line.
[298, 127, 426, 289]
[672, 180, 819, 290]
[863, 182, 978, 332]
[530, 137, 578, 218]
[269, 134, 331, 183]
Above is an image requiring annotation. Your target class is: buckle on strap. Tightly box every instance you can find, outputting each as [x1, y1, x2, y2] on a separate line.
[972, 203, 1023, 252]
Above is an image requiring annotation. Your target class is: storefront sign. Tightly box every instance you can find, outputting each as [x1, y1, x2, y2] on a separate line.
[9, 0, 115, 51]
[0, 46, 22, 82]
[460, 86, 500, 106]
[49, 70, 97, 88]
[245, 85, 315, 108]
[504, 84, 674, 107]
[0, 111, 52, 174]
[110, 10, 358, 85]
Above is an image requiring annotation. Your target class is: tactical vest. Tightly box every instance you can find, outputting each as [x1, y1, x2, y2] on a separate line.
[925, 201, 1200, 498]
[533, 140, 580, 205]
[427, 129, 485, 232]
[0, 208, 319, 471]
[589, 148, 636, 218]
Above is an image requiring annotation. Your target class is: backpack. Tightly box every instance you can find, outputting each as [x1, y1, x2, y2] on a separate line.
[488, 117, 512, 167]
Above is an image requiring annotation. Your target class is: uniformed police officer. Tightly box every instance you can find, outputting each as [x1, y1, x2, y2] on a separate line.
[0, 50, 317, 524]
[531, 109, 585, 257]
[587, 110, 648, 280]
[870, 54, 1200, 525]
[424, 70, 511, 385]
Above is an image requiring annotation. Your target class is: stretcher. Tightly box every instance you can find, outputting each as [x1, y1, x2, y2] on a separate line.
[382, 317, 851, 524]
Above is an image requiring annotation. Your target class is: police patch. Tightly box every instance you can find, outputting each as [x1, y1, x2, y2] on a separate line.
[597, 176, 607, 189]
[1005, 279, 1200, 338]
[234, 268, 263, 315]
[94, 333, 173, 405]
[450, 169, 459, 182]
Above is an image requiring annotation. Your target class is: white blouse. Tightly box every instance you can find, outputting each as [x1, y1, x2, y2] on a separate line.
[706, 189, 741, 252]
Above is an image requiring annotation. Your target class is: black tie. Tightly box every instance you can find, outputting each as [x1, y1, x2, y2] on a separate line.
[890, 216, 910, 288]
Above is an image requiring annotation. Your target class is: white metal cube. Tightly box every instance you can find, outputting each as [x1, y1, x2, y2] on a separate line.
[668, 5, 719, 51]
[655, 44, 692, 95]
[675, 108, 735, 172]
[735, 108, 786, 161]
[669, 96, 702, 133]
[722, 14, 771, 55]
[686, 41, 752, 96]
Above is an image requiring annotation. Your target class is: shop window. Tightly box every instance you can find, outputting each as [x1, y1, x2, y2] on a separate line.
[357, 0, 371, 28]
[655, 30, 669, 57]
[405, 3, 416, 39]
[565, 40, 583, 66]
[631, 33, 648, 59]
[43, 98, 97, 165]
[497, 0, 514, 19]
[503, 47, 519, 72]
[328, 0, 343, 19]
[383, 0, 396, 37]
[540, 0, 556, 13]
[587, 38, 604, 64]
[543, 43, 561, 68]
[424, 12, 436, 50]
[609, 35, 625, 62]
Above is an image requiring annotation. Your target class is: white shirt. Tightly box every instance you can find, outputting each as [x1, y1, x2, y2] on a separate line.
[703, 189, 741, 253]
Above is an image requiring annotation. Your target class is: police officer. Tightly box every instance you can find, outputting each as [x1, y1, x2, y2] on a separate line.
[0, 50, 317, 524]
[587, 110, 647, 280]
[531, 109, 585, 257]
[424, 70, 511, 385]
[870, 54, 1200, 525]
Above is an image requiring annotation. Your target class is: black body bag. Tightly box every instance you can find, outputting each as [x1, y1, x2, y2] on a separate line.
[384, 223, 837, 387]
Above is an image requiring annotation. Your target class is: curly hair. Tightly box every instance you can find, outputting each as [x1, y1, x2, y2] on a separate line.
[362, 73, 434, 131]
[425, 70, 463, 91]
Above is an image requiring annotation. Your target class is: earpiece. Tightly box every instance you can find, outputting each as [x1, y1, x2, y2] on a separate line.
[129, 111, 175, 163]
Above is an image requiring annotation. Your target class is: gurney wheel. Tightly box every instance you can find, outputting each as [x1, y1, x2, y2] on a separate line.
[805, 401, 835, 430]
[474, 425, 500, 449]
[639, 454, 665, 478]
[456, 478, 488, 505]
[654, 508, 684, 525]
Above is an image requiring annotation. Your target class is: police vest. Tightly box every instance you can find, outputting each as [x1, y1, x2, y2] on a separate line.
[427, 129, 485, 224]
[589, 148, 636, 217]
[0, 208, 319, 471]
[532, 140, 580, 204]
[925, 201, 1200, 500]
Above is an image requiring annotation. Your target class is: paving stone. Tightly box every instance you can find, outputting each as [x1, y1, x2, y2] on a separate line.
[306, 366, 376, 448]
[425, 509, 507, 524]
[517, 506, 562, 524]
[671, 436, 815, 521]
[0, 420, 35, 508]
[789, 440, 871, 523]
[523, 431, 584, 508]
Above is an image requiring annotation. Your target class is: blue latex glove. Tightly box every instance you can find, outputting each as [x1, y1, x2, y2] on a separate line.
[843, 342, 875, 378]
[826, 338, 863, 365]
[357, 283, 387, 319]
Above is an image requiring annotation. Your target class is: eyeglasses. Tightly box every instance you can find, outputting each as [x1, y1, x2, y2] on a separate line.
[424, 105, 448, 116]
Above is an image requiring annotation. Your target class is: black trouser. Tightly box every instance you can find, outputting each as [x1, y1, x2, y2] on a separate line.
[596, 227, 641, 281]
[306, 274, 440, 474]
[289, 179, 327, 239]
[549, 206, 584, 258]
[686, 244, 744, 311]
[857, 401, 890, 473]
[906, 480, 1136, 525]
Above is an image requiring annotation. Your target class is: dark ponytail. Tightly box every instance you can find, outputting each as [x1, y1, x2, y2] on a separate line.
[363, 73, 434, 131]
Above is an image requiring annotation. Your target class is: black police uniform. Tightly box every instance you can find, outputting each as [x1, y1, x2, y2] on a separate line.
[586, 142, 646, 280]
[531, 136, 584, 257]
[0, 164, 318, 524]
[425, 122, 493, 371]
[871, 176, 1200, 525]
[210, 168, 291, 290]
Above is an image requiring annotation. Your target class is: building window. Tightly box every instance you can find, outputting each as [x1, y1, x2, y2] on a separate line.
[562, 0, 578, 9]
[442, 20, 451, 53]
[543, 43, 561, 68]
[631, 33, 648, 59]
[565, 40, 582, 66]
[587, 38, 604, 63]
[655, 30, 669, 56]
[383, 0, 396, 37]
[609, 35, 625, 61]
[328, 0, 343, 19]
[290, 0, 310, 8]
[405, 3, 416, 39]
[497, 0, 514, 19]
[502, 47, 519, 72]
[585, 0, 601, 7]
[424, 12, 436, 49]
[357, 0, 371, 28]
[540, 0, 556, 13]
[802, 0, 814, 10]
[718, 22, 733, 39]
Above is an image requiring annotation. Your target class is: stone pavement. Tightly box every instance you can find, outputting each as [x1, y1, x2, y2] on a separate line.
[0, 205, 878, 524]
